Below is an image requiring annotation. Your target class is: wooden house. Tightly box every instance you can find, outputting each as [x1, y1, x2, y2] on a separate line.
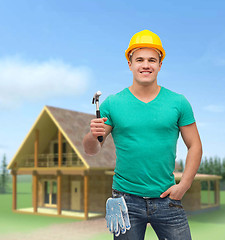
[7, 106, 116, 220]
[104, 172, 222, 215]
[174, 172, 221, 214]
[7, 105, 222, 219]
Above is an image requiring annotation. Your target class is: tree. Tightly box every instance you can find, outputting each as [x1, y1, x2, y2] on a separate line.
[203, 157, 210, 174]
[209, 157, 214, 174]
[0, 154, 9, 193]
[222, 158, 225, 180]
[214, 156, 221, 176]
[198, 159, 204, 174]
[178, 159, 184, 172]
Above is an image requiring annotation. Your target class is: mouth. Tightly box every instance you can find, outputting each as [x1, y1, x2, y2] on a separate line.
[140, 71, 152, 74]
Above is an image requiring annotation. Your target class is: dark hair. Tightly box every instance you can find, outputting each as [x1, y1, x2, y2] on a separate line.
[129, 51, 162, 63]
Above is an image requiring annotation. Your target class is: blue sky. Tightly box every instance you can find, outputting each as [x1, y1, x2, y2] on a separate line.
[0, 0, 225, 164]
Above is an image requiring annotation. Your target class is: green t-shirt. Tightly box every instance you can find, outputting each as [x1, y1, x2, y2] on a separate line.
[100, 86, 195, 198]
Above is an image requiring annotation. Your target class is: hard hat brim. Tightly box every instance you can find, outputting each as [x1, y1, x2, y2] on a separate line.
[125, 43, 166, 62]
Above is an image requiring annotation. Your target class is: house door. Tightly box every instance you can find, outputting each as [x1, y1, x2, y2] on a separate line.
[44, 180, 57, 207]
[71, 181, 81, 210]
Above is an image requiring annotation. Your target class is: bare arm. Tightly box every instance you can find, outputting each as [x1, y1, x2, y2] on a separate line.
[160, 122, 202, 200]
[82, 117, 112, 155]
[179, 122, 203, 190]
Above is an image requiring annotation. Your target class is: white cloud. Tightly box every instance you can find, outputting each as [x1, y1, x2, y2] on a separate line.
[204, 104, 225, 113]
[0, 56, 91, 108]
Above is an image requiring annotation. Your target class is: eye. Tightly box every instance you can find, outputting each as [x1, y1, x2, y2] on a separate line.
[149, 59, 157, 62]
[136, 58, 143, 62]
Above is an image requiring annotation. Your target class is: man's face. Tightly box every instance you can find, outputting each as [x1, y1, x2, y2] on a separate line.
[128, 48, 162, 86]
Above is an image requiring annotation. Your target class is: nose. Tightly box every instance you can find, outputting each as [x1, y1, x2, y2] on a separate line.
[142, 60, 150, 68]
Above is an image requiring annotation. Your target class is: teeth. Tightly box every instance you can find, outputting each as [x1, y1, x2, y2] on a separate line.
[141, 71, 151, 73]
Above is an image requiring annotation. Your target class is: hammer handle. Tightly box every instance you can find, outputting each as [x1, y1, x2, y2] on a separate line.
[96, 110, 103, 142]
[96, 110, 101, 118]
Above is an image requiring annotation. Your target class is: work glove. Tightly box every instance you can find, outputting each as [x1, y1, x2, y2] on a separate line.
[105, 196, 131, 237]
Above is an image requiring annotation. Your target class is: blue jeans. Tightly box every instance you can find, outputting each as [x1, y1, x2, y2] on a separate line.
[112, 190, 192, 240]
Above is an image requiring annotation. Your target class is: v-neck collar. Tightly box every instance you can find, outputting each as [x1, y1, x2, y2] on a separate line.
[126, 86, 164, 104]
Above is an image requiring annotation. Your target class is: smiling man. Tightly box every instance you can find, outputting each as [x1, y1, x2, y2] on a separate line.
[83, 30, 202, 240]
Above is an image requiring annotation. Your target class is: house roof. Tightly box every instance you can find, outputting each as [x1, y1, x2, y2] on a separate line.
[8, 105, 116, 170]
[105, 171, 222, 181]
[174, 172, 222, 180]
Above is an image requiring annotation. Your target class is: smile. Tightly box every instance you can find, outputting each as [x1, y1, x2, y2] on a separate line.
[140, 71, 152, 74]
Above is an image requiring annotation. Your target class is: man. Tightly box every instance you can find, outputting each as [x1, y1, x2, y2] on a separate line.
[83, 30, 202, 240]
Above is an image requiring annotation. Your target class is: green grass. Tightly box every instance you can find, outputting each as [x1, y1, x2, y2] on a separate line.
[201, 190, 215, 204]
[91, 191, 225, 240]
[0, 178, 78, 235]
[1, 177, 225, 239]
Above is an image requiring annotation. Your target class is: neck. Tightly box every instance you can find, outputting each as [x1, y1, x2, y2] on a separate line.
[129, 82, 160, 102]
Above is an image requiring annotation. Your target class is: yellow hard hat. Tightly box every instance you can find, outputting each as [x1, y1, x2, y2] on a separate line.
[125, 30, 166, 62]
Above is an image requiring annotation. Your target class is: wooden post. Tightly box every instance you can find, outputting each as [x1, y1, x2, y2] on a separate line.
[84, 175, 89, 220]
[207, 180, 211, 205]
[32, 171, 38, 213]
[12, 171, 17, 210]
[57, 171, 62, 215]
[34, 129, 39, 168]
[214, 180, 220, 205]
[58, 130, 62, 167]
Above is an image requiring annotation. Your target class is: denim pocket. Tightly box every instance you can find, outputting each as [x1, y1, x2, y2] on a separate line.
[168, 197, 183, 209]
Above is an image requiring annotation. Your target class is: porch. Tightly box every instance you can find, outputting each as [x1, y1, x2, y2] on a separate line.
[15, 207, 104, 219]
[12, 172, 92, 220]
[18, 153, 84, 168]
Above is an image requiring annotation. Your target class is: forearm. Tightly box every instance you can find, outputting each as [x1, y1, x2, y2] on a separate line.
[179, 144, 202, 191]
[161, 123, 202, 200]
[83, 132, 101, 155]
[83, 117, 109, 155]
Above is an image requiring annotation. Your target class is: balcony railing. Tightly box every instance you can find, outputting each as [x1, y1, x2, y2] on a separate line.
[20, 153, 84, 168]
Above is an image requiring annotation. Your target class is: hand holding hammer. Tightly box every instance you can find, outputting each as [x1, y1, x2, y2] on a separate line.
[92, 91, 104, 142]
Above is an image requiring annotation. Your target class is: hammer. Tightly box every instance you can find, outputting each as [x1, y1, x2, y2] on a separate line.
[92, 91, 103, 142]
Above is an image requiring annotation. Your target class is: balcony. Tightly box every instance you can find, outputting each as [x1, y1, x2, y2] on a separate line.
[20, 153, 84, 168]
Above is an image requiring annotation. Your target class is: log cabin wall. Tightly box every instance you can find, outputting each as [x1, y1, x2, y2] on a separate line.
[181, 180, 201, 211]
[88, 173, 113, 213]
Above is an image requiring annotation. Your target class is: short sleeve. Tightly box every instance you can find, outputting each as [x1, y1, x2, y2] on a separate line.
[178, 95, 195, 127]
[99, 96, 114, 127]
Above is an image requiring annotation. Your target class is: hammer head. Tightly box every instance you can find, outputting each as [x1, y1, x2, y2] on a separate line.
[92, 91, 102, 104]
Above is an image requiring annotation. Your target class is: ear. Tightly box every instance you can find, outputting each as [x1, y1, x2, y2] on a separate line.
[158, 61, 162, 71]
[128, 61, 132, 71]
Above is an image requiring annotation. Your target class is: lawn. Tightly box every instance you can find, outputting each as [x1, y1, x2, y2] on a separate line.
[91, 191, 225, 240]
[0, 177, 77, 235]
[1, 177, 225, 239]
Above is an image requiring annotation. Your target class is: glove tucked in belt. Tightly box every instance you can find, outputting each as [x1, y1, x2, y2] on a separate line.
[105, 196, 131, 237]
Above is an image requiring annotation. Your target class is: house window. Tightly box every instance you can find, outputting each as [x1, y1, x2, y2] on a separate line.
[44, 181, 50, 204]
[44, 180, 57, 207]
[53, 142, 67, 166]
[200, 179, 220, 208]
[53, 143, 58, 166]
[52, 181, 57, 204]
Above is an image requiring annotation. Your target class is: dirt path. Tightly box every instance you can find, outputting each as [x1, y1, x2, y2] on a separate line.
[2, 218, 110, 240]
